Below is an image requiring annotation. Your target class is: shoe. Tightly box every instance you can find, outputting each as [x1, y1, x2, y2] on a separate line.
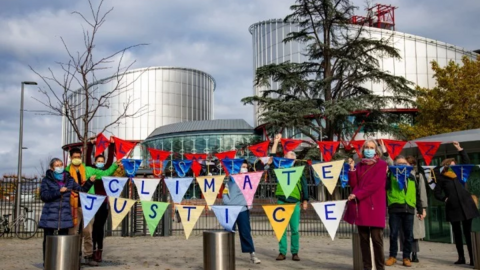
[276, 253, 286, 261]
[292, 254, 300, 261]
[92, 250, 99, 262]
[454, 258, 466, 264]
[470, 261, 474, 266]
[97, 250, 103, 263]
[84, 256, 99, 266]
[411, 253, 419, 263]
[385, 257, 396, 266]
[403, 258, 412, 267]
[250, 252, 261, 264]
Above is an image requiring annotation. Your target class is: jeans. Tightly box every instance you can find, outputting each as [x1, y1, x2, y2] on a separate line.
[278, 201, 300, 255]
[451, 219, 473, 260]
[389, 213, 414, 259]
[92, 201, 109, 250]
[233, 210, 255, 253]
[43, 228, 69, 263]
[358, 226, 385, 270]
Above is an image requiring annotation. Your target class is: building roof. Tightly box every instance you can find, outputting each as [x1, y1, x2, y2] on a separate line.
[146, 119, 254, 139]
[404, 128, 480, 148]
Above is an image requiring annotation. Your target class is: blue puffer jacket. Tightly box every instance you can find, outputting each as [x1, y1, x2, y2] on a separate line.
[39, 170, 93, 229]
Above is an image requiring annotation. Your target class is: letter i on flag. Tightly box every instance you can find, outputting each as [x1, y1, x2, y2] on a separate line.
[231, 171, 263, 207]
[262, 204, 296, 241]
[141, 201, 169, 237]
[102, 177, 128, 197]
[176, 205, 204, 239]
[134, 178, 160, 201]
[211, 206, 243, 232]
[311, 160, 344, 195]
[80, 193, 106, 228]
[197, 175, 225, 208]
[450, 165, 475, 185]
[164, 178, 194, 204]
[109, 197, 136, 230]
[274, 166, 305, 199]
[311, 200, 347, 241]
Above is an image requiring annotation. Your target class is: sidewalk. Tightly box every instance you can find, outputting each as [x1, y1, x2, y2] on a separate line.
[0, 235, 473, 270]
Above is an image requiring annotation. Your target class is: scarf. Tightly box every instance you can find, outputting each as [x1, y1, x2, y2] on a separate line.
[360, 157, 378, 166]
[69, 164, 87, 226]
[442, 168, 458, 180]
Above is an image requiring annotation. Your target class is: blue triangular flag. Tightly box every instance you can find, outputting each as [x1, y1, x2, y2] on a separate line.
[311, 160, 322, 186]
[340, 163, 350, 188]
[450, 165, 475, 185]
[211, 205, 243, 232]
[101, 177, 128, 197]
[247, 156, 258, 165]
[172, 160, 193, 177]
[221, 158, 245, 175]
[79, 192, 106, 228]
[273, 157, 295, 168]
[164, 178, 194, 204]
[122, 159, 142, 178]
[389, 165, 414, 190]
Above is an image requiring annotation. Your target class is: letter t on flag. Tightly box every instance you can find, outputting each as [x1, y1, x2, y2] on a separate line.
[381, 139, 407, 159]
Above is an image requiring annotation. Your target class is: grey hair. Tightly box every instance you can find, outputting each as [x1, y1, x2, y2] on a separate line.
[286, 151, 297, 159]
[360, 139, 383, 157]
[394, 155, 406, 162]
[49, 158, 63, 169]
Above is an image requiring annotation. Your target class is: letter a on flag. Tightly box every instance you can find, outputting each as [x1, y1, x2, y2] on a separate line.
[311, 200, 347, 241]
[262, 204, 296, 241]
[109, 197, 136, 230]
[231, 171, 263, 207]
[197, 175, 225, 208]
[141, 201, 169, 237]
[274, 166, 304, 199]
[134, 178, 160, 201]
[311, 160, 344, 195]
[164, 178, 193, 204]
[102, 177, 128, 197]
[177, 205, 204, 239]
[80, 193, 106, 228]
[211, 205, 243, 232]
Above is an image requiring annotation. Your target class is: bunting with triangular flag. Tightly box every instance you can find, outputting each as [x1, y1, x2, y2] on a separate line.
[164, 178, 194, 204]
[311, 200, 347, 241]
[311, 160, 344, 195]
[389, 166, 414, 190]
[221, 158, 244, 175]
[102, 177, 128, 197]
[274, 166, 305, 198]
[148, 148, 171, 176]
[133, 178, 161, 201]
[121, 159, 142, 178]
[248, 141, 270, 157]
[176, 205, 204, 239]
[350, 140, 365, 158]
[450, 165, 475, 185]
[141, 201, 169, 236]
[113, 137, 137, 160]
[381, 139, 407, 159]
[172, 160, 193, 177]
[211, 205, 243, 232]
[230, 171, 263, 207]
[80, 193, 106, 228]
[317, 141, 340, 162]
[95, 133, 110, 157]
[109, 197, 136, 230]
[262, 204, 296, 241]
[280, 139, 302, 155]
[273, 157, 295, 169]
[197, 175, 225, 207]
[416, 141, 442, 166]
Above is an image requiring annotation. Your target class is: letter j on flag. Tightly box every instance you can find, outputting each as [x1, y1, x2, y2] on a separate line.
[80, 193, 106, 228]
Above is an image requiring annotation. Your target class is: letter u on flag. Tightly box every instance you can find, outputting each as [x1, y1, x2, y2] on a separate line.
[113, 137, 137, 160]
[197, 175, 225, 208]
[248, 141, 270, 157]
[450, 165, 475, 185]
[109, 197, 136, 230]
[148, 148, 171, 176]
[177, 205, 204, 239]
[172, 160, 193, 177]
[311, 200, 347, 241]
[273, 157, 295, 169]
[317, 141, 340, 162]
[133, 178, 160, 201]
[80, 193, 106, 228]
[164, 178, 193, 204]
[274, 166, 305, 199]
[312, 160, 344, 195]
[211, 206, 243, 232]
[121, 159, 142, 178]
[102, 177, 128, 197]
[141, 201, 169, 237]
[231, 171, 263, 207]
[389, 166, 414, 190]
[221, 158, 244, 175]
[280, 138, 302, 155]
[262, 204, 296, 241]
[95, 133, 110, 157]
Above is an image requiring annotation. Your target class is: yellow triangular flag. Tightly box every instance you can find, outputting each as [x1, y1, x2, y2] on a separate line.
[262, 204, 296, 241]
[311, 160, 344, 195]
[109, 197, 136, 230]
[196, 175, 225, 209]
[177, 205, 204, 239]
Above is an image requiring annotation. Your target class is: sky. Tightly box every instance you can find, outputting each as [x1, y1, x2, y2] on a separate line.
[0, 0, 479, 176]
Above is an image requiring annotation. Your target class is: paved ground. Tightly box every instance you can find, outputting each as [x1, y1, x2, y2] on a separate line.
[0, 235, 474, 270]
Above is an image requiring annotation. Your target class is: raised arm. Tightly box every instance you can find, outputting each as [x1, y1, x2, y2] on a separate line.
[453, 141, 471, 164]
[270, 134, 281, 155]
[86, 162, 119, 180]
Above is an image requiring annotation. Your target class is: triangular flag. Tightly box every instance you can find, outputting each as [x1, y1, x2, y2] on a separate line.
[274, 166, 305, 198]
[311, 160, 344, 195]
[190, 160, 203, 177]
[382, 139, 407, 159]
[176, 205, 204, 239]
[259, 157, 271, 164]
[141, 201, 169, 237]
[231, 171, 263, 207]
[248, 141, 270, 157]
[133, 178, 160, 201]
[215, 151, 237, 175]
[197, 175, 225, 207]
[79, 193, 106, 228]
[450, 165, 475, 185]
[350, 140, 365, 158]
[184, 153, 207, 163]
[415, 141, 441, 166]
[102, 177, 128, 197]
[113, 137, 137, 160]
[280, 139, 302, 155]
[422, 166, 437, 190]
[310, 160, 322, 186]
[273, 157, 295, 169]
[317, 141, 340, 162]
[221, 158, 244, 175]
[172, 160, 193, 177]
[121, 159, 142, 178]
[164, 178, 194, 204]
[388, 166, 414, 190]
[340, 163, 350, 188]
[211, 206, 243, 232]
[109, 197, 136, 230]
[311, 200, 347, 240]
[148, 148, 171, 176]
[262, 204, 296, 241]
[95, 133, 110, 157]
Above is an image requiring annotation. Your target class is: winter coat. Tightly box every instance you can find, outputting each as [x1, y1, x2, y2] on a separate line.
[39, 170, 94, 229]
[413, 168, 428, 239]
[434, 150, 480, 222]
[344, 159, 388, 228]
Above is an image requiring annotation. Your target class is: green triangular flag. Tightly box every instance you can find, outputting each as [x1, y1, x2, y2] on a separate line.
[141, 201, 169, 236]
[274, 166, 305, 199]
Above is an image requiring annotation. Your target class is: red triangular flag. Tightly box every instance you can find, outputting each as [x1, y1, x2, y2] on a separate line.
[190, 160, 202, 177]
[248, 141, 270, 157]
[95, 133, 110, 157]
[317, 141, 340, 162]
[148, 148, 171, 176]
[113, 137, 137, 160]
[350, 140, 365, 158]
[382, 139, 407, 159]
[280, 138, 302, 155]
[184, 153, 207, 163]
[214, 151, 237, 176]
[416, 141, 442, 166]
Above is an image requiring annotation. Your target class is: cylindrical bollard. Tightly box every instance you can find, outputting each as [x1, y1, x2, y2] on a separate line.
[45, 235, 80, 270]
[472, 232, 480, 269]
[352, 232, 363, 270]
[203, 231, 235, 270]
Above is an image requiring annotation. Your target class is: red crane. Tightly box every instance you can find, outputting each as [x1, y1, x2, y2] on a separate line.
[351, 4, 397, 31]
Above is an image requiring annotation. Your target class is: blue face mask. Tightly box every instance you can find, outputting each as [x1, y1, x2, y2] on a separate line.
[363, 149, 376, 158]
[54, 167, 64, 174]
[96, 162, 105, 169]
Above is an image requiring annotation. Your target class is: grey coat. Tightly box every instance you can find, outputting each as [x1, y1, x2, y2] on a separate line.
[413, 168, 428, 239]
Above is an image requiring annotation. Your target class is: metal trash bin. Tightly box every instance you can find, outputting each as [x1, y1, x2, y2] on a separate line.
[472, 232, 480, 269]
[203, 231, 235, 270]
[45, 235, 80, 270]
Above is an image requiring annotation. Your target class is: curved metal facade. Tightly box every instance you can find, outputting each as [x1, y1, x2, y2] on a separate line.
[62, 67, 215, 146]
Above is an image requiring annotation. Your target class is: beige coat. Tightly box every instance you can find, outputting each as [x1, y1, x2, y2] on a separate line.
[413, 169, 428, 239]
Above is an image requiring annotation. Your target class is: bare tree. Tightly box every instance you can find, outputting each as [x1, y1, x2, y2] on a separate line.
[30, 0, 149, 162]
[35, 154, 54, 177]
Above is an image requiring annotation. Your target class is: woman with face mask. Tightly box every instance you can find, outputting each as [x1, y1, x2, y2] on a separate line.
[344, 139, 388, 270]
[91, 155, 109, 263]
[38, 158, 95, 266]
[433, 141, 480, 265]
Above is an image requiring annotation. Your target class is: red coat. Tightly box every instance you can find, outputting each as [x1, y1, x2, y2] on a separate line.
[344, 159, 387, 228]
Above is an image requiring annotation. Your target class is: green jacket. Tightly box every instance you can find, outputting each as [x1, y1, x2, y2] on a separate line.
[267, 156, 309, 203]
[386, 172, 422, 215]
[66, 163, 118, 194]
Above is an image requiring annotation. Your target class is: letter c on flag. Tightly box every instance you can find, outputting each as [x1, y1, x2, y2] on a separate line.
[273, 207, 286, 222]
[109, 179, 120, 194]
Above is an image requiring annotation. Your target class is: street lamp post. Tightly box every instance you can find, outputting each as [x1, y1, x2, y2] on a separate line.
[15, 81, 37, 233]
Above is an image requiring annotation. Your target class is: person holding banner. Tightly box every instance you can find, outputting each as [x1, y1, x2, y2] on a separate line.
[433, 141, 479, 266]
[344, 139, 388, 270]
[91, 155, 110, 263]
[222, 160, 261, 264]
[39, 158, 95, 266]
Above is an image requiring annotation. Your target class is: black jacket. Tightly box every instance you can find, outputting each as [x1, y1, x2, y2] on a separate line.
[433, 150, 480, 222]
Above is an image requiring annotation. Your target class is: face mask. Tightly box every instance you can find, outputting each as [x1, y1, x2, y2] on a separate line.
[96, 162, 105, 169]
[363, 149, 376, 158]
[53, 172, 64, 181]
[240, 168, 248, 173]
[71, 158, 82, 166]
[54, 167, 64, 174]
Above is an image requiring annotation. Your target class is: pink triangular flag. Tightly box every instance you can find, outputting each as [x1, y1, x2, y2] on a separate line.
[231, 171, 263, 207]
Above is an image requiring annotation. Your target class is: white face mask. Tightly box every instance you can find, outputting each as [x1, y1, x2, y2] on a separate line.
[240, 168, 248, 173]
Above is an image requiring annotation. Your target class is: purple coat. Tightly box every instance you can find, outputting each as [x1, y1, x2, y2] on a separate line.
[344, 159, 387, 228]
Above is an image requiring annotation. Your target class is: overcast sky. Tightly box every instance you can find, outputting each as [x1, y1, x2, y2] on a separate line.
[0, 0, 479, 176]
